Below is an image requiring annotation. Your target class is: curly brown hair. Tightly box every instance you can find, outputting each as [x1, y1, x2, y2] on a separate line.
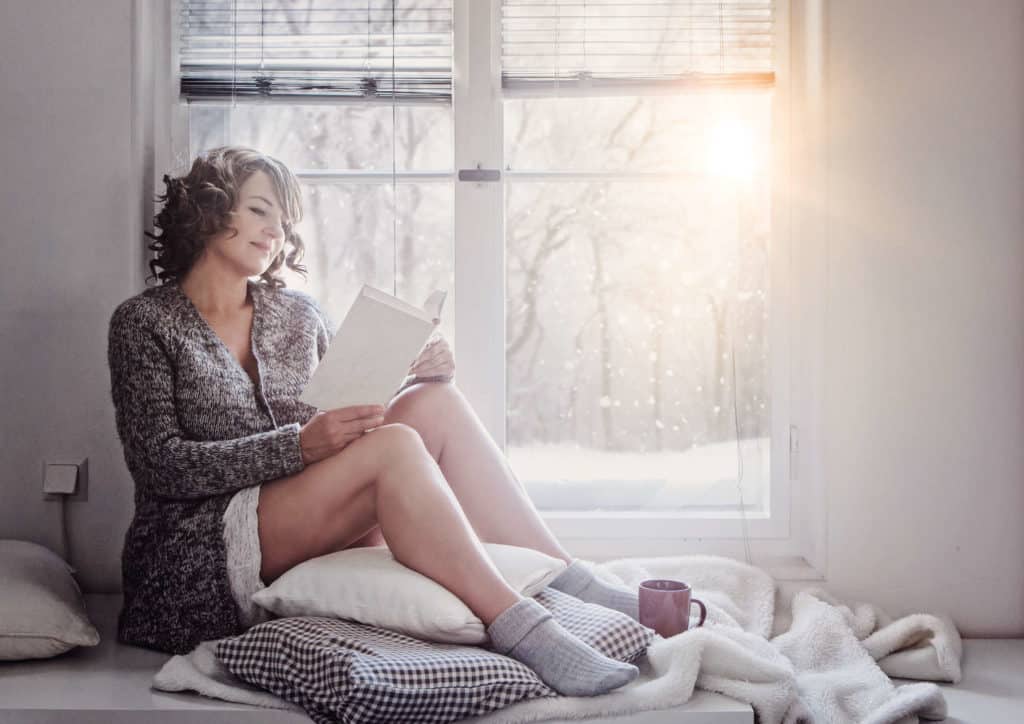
[145, 146, 307, 288]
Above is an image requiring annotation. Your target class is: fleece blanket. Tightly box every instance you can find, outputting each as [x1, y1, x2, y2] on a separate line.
[153, 555, 962, 723]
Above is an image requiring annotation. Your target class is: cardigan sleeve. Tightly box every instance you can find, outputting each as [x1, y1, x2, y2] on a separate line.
[107, 301, 306, 500]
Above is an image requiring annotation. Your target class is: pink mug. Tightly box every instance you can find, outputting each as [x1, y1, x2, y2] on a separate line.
[638, 579, 707, 638]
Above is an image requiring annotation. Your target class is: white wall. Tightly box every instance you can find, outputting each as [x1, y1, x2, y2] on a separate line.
[0, 0, 1021, 634]
[0, 0, 140, 593]
[820, 0, 1024, 636]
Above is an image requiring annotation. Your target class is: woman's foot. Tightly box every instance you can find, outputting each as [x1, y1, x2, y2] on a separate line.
[548, 560, 640, 621]
[486, 597, 638, 697]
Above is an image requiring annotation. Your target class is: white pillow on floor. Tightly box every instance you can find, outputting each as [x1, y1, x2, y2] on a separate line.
[252, 543, 567, 644]
[0, 539, 100, 660]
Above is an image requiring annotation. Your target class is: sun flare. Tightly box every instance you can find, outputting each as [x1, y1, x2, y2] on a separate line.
[706, 119, 756, 184]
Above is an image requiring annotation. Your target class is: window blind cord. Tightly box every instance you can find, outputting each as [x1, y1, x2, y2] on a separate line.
[365, 0, 371, 84]
[582, 0, 586, 73]
[392, 0, 398, 297]
[689, 0, 693, 72]
[731, 200, 752, 566]
[554, 2, 560, 93]
[231, 0, 237, 110]
[719, 0, 726, 74]
[258, 0, 265, 76]
[731, 312, 752, 566]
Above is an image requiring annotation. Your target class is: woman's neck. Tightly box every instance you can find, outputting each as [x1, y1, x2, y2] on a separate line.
[179, 258, 251, 317]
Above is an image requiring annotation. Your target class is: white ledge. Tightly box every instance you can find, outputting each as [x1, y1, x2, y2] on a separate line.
[0, 594, 753, 724]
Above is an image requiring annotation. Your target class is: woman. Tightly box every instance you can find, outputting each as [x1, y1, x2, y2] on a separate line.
[107, 146, 641, 696]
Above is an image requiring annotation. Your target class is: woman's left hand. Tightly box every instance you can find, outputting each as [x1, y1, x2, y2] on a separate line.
[409, 335, 455, 379]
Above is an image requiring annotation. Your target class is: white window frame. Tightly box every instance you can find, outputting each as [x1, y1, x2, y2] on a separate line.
[453, 0, 828, 579]
[148, 0, 829, 580]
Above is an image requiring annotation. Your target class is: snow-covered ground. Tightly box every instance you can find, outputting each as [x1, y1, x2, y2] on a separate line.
[508, 437, 770, 511]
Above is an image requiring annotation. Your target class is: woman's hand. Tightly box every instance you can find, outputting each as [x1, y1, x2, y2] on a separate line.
[409, 335, 455, 380]
[298, 405, 385, 465]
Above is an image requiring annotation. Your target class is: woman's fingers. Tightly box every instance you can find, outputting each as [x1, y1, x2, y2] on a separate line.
[332, 404, 385, 421]
[321, 406, 385, 445]
[413, 361, 454, 377]
[411, 347, 444, 369]
[351, 413, 385, 432]
[412, 338, 454, 373]
[302, 405, 390, 462]
[337, 415, 382, 450]
[412, 337, 452, 367]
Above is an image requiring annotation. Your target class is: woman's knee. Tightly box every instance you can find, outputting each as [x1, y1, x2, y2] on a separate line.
[386, 382, 459, 423]
[315, 422, 425, 477]
[363, 424, 450, 501]
[384, 383, 459, 455]
[311, 425, 439, 515]
[364, 422, 431, 462]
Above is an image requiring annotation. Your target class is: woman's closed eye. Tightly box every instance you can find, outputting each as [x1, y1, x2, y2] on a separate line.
[251, 206, 284, 227]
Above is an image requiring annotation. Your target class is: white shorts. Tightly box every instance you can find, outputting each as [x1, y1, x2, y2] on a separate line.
[222, 484, 273, 630]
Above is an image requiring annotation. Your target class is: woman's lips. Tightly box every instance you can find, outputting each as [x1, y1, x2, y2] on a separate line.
[251, 242, 272, 253]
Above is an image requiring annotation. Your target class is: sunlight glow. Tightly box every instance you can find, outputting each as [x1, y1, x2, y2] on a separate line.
[706, 119, 756, 184]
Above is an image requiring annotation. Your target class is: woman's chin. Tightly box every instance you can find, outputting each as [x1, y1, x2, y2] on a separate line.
[243, 258, 271, 277]
[220, 252, 268, 279]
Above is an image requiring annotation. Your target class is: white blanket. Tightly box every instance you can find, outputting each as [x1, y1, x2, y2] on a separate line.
[154, 555, 961, 723]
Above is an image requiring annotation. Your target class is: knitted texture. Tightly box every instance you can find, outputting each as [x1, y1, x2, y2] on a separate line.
[486, 597, 639, 697]
[548, 559, 641, 621]
[107, 280, 333, 654]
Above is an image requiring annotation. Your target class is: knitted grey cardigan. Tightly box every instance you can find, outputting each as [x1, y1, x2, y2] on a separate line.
[107, 279, 333, 654]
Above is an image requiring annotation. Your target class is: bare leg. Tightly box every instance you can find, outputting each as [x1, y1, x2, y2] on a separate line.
[259, 423, 638, 696]
[384, 392, 642, 622]
[258, 423, 520, 624]
[380, 382, 572, 563]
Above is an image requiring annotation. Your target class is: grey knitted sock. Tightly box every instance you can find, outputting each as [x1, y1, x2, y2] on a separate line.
[487, 597, 638, 697]
[548, 560, 640, 621]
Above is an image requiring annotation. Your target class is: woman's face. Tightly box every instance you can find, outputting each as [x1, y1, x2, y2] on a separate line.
[205, 170, 289, 278]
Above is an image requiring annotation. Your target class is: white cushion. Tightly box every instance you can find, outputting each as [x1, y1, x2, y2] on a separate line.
[252, 543, 567, 644]
[0, 539, 100, 660]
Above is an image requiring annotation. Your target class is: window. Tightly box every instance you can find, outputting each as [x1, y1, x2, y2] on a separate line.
[187, 102, 456, 344]
[503, 94, 774, 518]
[180, 0, 456, 339]
[496, 0, 783, 549]
[166, 0, 827, 573]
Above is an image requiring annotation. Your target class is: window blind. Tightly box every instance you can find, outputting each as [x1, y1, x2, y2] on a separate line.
[501, 0, 774, 95]
[179, 0, 453, 102]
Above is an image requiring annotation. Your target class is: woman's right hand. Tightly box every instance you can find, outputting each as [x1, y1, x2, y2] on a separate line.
[298, 405, 386, 465]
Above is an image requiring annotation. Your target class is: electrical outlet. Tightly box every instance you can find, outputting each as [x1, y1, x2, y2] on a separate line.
[42, 458, 89, 502]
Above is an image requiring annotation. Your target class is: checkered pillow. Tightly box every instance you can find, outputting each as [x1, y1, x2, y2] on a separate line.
[216, 617, 553, 724]
[531, 587, 653, 663]
[216, 589, 653, 724]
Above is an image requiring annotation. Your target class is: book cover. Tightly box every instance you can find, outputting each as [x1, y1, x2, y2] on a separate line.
[299, 285, 447, 410]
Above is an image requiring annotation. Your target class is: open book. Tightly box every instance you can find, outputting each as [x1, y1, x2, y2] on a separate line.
[299, 285, 447, 410]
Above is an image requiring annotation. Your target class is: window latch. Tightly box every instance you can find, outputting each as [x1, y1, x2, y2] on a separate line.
[458, 167, 501, 182]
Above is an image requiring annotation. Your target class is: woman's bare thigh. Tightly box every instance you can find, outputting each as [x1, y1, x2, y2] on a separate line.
[256, 426, 394, 584]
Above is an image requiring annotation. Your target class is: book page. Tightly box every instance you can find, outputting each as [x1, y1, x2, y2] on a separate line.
[299, 286, 438, 409]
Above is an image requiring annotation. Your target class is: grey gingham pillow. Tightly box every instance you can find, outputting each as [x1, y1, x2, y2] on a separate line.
[216, 588, 654, 724]
[532, 587, 653, 663]
[216, 617, 553, 724]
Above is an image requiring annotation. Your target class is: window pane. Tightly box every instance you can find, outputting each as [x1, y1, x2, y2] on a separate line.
[505, 93, 770, 173]
[189, 108, 455, 344]
[190, 104, 453, 171]
[282, 183, 454, 345]
[504, 94, 771, 512]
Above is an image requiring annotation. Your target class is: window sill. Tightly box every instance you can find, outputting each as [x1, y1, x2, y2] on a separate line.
[558, 535, 826, 583]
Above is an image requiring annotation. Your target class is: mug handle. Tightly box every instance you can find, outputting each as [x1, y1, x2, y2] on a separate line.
[690, 598, 708, 628]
